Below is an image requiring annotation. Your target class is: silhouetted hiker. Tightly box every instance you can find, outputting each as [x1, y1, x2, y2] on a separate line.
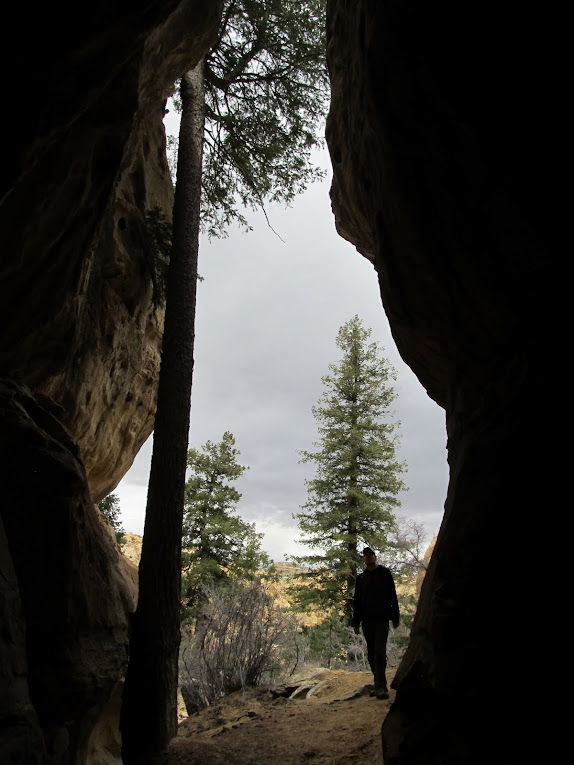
[352, 547, 400, 699]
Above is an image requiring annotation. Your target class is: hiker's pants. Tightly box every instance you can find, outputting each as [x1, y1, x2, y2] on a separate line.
[361, 619, 389, 691]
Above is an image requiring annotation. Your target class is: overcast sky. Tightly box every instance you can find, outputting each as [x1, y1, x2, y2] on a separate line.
[114, 113, 449, 563]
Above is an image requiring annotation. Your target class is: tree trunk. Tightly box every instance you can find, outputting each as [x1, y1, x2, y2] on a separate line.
[120, 61, 205, 763]
[345, 512, 358, 625]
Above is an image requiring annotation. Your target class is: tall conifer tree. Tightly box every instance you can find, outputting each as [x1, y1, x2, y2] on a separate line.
[122, 4, 328, 758]
[181, 431, 272, 619]
[290, 316, 407, 624]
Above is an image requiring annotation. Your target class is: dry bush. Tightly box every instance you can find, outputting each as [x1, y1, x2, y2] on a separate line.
[343, 627, 370, 671]
[179, 579, 298, 712]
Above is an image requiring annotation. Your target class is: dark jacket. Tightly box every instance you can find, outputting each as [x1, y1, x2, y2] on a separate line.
[352, 564, 400, 627]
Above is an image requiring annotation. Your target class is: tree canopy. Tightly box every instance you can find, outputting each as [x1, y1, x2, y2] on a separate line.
[169, 0, 330, 236]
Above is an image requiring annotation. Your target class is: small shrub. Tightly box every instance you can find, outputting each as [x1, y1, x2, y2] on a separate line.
[98, 493, 126, 547]
[178, 580, 298, 712]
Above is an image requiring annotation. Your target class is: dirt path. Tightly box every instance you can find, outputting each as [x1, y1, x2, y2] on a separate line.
[161, 668, 395, 764]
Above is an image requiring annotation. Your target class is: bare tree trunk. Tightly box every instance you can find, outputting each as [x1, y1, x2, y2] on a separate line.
[120, 61, 205, 763]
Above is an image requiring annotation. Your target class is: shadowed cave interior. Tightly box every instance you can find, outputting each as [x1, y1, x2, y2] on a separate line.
[0, 1, 564, 763]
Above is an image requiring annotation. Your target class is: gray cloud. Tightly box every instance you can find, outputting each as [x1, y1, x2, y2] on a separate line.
[115, 148, 449, 561]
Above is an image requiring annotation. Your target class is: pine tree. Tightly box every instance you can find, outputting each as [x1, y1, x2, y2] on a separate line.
[120, 60, 206, 763]
[181, 431, 272, 619]
[122, 3, 328, 758]
[290, 316, 408, 624]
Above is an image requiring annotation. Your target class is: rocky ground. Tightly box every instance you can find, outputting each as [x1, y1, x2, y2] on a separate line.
[120, 537, 401, 764]
[160, 666, 396, 765]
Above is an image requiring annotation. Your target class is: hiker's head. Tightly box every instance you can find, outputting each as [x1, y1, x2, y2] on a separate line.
[362, 547, 377, 570]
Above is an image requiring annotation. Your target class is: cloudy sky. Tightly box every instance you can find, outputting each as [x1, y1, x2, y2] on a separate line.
[114, 113, 449, 563]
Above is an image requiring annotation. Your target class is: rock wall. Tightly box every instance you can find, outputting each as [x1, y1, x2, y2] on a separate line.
[0, 381, 137, 762]
[325, 1, 563, 763]
[0, 2, 222, 763]
[0, 0, 221, 501]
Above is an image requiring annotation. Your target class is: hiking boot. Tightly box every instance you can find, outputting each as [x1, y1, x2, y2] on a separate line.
[376, 689, 389, 700]
[369, 689, 377, 697]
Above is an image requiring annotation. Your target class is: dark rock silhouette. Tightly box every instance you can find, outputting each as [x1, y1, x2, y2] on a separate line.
[0, 1, 563, 762]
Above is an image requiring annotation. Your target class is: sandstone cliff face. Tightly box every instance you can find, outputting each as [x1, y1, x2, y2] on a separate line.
[0, 0, 220, 501]
[0, 381, 138, 763]
[0, 2, 221, 763]
[0, 0, 564, 764]
[325, 2, 563, 763]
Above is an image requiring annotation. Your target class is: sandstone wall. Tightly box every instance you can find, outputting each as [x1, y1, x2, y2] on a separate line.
[0, 2, 222, 762]
[325, 2, 563, 763]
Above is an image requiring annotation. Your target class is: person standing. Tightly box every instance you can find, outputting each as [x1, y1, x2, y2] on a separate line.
[352, 546, 400, 699]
